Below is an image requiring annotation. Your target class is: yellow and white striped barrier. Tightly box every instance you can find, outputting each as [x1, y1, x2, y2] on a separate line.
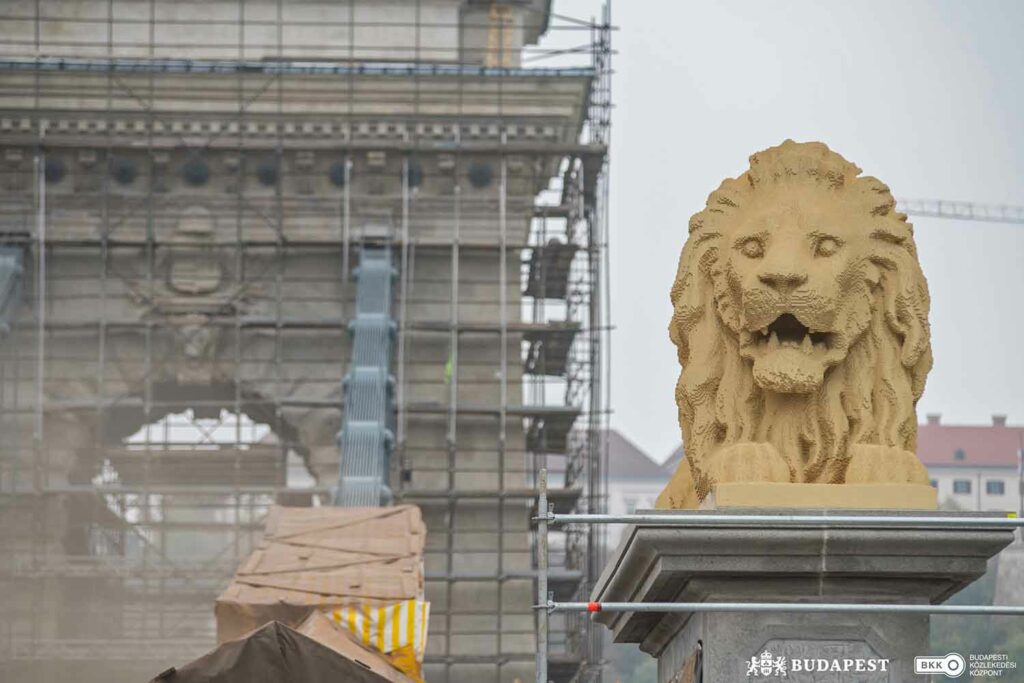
[329, 600, 430, 683]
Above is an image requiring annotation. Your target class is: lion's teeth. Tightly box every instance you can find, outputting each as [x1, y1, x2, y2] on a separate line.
[802, 334, 812, 353]
[769, 331, 779, 349]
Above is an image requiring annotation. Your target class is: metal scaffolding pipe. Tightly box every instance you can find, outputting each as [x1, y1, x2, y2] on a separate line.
[538, 512, 1024, 528]
[0, 56, 598, 79]
[546, 601, 1024, 616]
[536, 468, 549, 683]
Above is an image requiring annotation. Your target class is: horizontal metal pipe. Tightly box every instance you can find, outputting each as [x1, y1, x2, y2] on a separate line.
[0, 56, 598, 79]
[539, 512, 1023, 528]
[547, 601, 1024, 616]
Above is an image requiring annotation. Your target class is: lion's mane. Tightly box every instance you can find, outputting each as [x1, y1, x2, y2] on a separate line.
[670, 141, 932, 501]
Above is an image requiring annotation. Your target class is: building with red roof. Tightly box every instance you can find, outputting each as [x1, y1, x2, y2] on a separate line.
[918, 414, 1023, 513]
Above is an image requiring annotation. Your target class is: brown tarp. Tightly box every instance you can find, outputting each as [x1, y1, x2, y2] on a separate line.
[148, 620, 393, 683]
[215, 504, 426, 643]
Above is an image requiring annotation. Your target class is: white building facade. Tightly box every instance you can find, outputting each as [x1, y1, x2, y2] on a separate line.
[920, 415, 1023, 514]
[603, 431, 673, 548]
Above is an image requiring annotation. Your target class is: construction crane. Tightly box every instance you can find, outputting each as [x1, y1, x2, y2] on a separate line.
[897, 199, 1024, 225]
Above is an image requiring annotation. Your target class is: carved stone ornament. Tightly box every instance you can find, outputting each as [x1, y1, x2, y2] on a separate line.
[167, 205, 223, 296]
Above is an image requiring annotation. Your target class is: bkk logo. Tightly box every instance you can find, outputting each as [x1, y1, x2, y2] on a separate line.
[915, 653, 1018, 678]
[914, 654, 966, 678]
[746, 650, 890, 678]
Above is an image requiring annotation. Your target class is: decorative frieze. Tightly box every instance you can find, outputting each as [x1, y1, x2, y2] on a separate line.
[0, 115, 563, 145]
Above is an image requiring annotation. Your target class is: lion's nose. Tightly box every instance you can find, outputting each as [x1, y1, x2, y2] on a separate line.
[758, 271, 808, 294]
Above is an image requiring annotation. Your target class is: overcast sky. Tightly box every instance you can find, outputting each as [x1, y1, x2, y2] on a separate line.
[549, 1, 1024, 462]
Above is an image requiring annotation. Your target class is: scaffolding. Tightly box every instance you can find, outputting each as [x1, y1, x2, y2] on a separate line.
[0, 2, 613, 683]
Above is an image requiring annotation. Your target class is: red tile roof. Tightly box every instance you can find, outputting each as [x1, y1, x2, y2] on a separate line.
[917, 421, 1024, 468]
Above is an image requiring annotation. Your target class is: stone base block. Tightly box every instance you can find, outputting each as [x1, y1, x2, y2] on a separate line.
[591, 509, 1014, 682]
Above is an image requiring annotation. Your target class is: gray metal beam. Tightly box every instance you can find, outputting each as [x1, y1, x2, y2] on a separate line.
[0, 246, 23, 335]
[334, 245, 396, 506]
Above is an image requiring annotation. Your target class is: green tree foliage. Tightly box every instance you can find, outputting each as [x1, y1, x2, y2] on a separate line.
[931, 558, 1024, 667]
[604, 640, 656, 683]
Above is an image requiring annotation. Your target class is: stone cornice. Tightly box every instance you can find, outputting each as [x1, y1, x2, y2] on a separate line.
[0, 115, 577, 148]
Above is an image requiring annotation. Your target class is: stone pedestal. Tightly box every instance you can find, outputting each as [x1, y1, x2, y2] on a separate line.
[591, 510, 1014, 682]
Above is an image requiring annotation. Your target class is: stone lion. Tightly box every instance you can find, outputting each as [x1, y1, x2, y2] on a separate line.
[657, 140, 932, 509]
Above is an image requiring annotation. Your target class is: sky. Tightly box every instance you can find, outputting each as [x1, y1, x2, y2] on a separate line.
[547, 1, 1024, 462]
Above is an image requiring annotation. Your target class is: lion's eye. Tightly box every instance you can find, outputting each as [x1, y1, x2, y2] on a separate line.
[815, 237, 839, 257]
[739, 239, 764, 259]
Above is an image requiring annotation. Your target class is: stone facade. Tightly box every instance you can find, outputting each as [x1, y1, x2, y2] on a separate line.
[0, 3, 608, 682]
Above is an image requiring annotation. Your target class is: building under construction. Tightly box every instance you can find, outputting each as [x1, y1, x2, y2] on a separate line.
[0, 2, 611, 682]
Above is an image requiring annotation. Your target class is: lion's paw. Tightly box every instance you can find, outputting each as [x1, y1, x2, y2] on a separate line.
[704, 442, 793, 485]
[844, 444, 929, 484]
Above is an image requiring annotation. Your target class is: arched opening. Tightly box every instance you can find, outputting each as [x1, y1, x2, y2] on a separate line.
[54, 383, 327, 646]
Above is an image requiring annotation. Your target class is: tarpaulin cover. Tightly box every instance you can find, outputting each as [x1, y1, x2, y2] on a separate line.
[148, 620, 394, 683]
[215, 504, 426, 643]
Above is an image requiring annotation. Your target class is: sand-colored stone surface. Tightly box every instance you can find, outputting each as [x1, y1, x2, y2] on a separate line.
[700, 482, 938, 510]
[658, 140, 933, 509]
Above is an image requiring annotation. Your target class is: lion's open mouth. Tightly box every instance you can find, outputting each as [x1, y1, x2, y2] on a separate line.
[754, 313, 831, 352]
[742, 312, 840, 393]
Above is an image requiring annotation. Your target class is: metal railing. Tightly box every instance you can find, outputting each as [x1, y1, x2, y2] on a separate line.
[551, 601, 1024, 616]
[532, 467, 1024, 683]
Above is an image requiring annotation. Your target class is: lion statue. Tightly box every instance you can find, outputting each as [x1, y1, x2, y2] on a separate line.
[657, 140, 932, 509]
